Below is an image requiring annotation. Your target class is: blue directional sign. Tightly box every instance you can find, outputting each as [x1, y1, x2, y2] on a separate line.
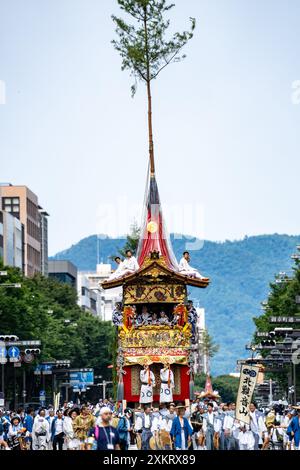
[0, 346, 7, 358]
[8, 346, 20, 358]
[70, 371, 94, 387]
[39, 390, 46, 404]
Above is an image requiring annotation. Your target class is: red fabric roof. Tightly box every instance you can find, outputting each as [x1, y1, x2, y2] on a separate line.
[136, 174, 178, 270]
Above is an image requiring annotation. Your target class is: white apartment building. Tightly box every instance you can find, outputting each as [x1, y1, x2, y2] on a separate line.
[77, 263, 122, 321]
[193, 307, 209, 375]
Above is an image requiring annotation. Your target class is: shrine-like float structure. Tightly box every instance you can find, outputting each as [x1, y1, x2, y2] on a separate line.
[103, 169, 210, 406]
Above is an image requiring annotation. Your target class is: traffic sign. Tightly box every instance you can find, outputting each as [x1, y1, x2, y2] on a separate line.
[23, 353, 34, 363]
[8, 346, 20, 358]
[0, 357, 7, 364]
[39, 390, 46, 404]
[70, 370, 94, 386]
[0, 346, 7, 358]
[14, 362, 21, 368]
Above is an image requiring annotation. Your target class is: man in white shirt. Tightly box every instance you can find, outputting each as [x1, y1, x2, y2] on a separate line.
[249, 403, 267, 450]
[178, 252, 208, 280]
[202, 403, 218, 450]
[135, 406, 154, 450]
[223, 408, 240, 450]
[108, 257, 126, 280]
[51, 410, 65, 451]
[123, 250, 139, 273]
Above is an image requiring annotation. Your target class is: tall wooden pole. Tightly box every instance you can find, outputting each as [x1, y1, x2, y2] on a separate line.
[144, 7, 155, 175]
[147, 80, 155, 175]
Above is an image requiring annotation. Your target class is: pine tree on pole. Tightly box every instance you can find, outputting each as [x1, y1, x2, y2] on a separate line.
[112, 0, 196, 174]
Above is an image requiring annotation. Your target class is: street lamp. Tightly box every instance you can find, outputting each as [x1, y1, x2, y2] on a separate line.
[249, 345, 257, 364]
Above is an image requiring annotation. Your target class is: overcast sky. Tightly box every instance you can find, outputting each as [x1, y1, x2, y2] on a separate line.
[1, 0, 300, 256]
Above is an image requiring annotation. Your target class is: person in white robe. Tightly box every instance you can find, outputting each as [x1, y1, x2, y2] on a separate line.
[122, 250, 139, 273]
[32, 410, 51, 450]
[63, 409, 81, 450]
[249, 403, 267, 450]
[178, 251, 207, 279]
[108, 257, 123, 280]
[158, 311, 170, 326]
[136, 306, 151, 327]
[159, 363, 174, 403]
[140, 364, 156, 405]
[281, 410, 294, 450]
[238, 423, 255, 450]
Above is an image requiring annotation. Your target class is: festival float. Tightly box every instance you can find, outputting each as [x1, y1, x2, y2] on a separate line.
[102, 165, 210, 406]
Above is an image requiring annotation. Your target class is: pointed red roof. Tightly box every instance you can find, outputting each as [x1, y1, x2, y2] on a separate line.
[196, 374, 220, 399]
[204, 374, 214, 395]
[136, 172, 178, 270]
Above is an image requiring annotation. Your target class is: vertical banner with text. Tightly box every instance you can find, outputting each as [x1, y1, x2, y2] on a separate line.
[235, 364, 260, 424]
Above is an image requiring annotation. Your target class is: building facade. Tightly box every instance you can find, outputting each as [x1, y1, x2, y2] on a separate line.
[48, 260, 78, 289]
[0, 211, 3, 261]
[78, 264, 122, 321]
[39, 209, 49, 276]
[0, 184, 49, 276]
[1, 211, 23, 269]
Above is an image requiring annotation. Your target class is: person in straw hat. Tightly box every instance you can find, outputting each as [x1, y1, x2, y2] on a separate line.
[139, 359, 155, 405]
[170, 404, 193, 450]
[287, 405, 300, 450]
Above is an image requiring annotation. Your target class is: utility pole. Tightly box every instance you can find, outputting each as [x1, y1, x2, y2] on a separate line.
[293, 362, 297, 403]
[269, 378, 273, 404]
[1, 364, 4, 397]
[22, 369, 26, 407]
[13, 366, 17, 410]
[98, 380, 112, 400]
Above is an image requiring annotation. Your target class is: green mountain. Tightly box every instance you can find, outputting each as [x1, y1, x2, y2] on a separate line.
[51, 234, 300, 375]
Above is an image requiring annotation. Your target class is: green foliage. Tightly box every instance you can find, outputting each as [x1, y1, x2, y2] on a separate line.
[252, 255, 300, 388]
[212, 375, 240, 403]
[199, 330, 219, 374]
[118, 221, 141, 258]
[253, 258, 300, 336]
[112, 0, 195, 95]
[201, 330, 219, 358]
[52, 233, 300, 375]
[0, 261, 115, 380]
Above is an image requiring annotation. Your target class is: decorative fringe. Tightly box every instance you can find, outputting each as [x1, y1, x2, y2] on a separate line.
[117, 379, 124, 402]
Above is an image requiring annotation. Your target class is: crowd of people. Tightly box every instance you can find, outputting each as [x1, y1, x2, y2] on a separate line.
[1, 398, 299, 451]
[112, 300, 198, 340]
